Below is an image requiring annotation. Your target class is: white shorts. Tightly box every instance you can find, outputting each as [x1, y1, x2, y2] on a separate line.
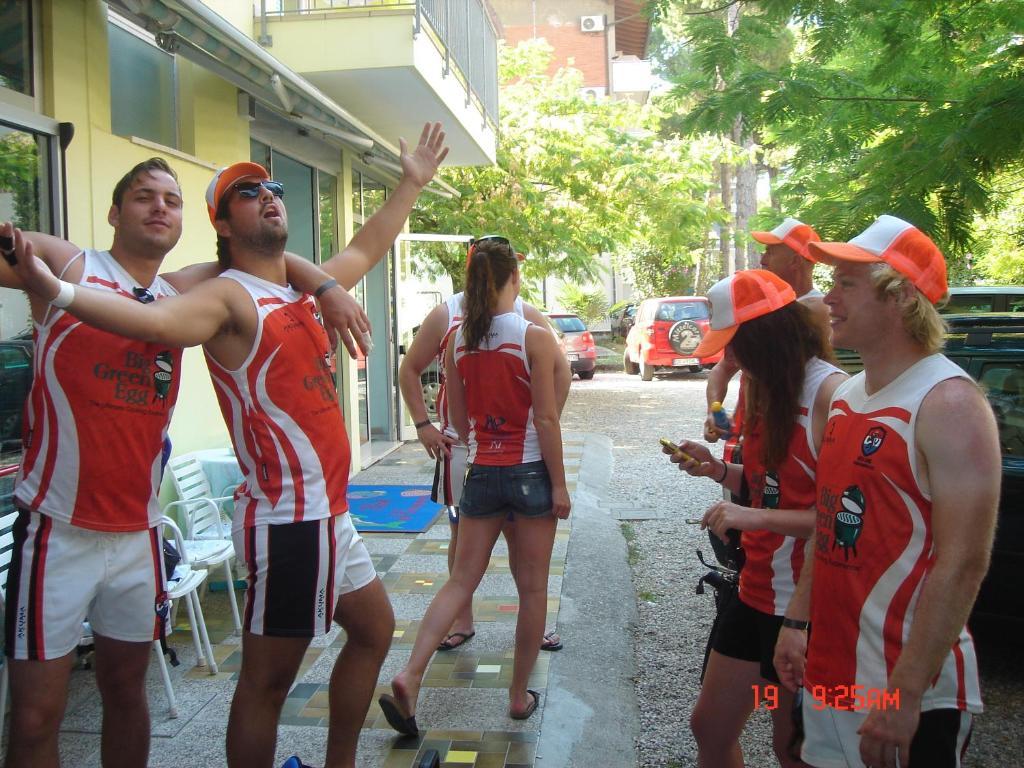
[3, 509, 167, 660]
[801, 698, 973, 768]
[233, 513, 376, 638]
[431, 442, 469, 510]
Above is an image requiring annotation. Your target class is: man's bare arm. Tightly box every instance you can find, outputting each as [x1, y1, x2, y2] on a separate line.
[12, 230, 231, 347]
[320, 123, 448, 290]
[0, 223, 82, 291]
[399, 304, 455, 458]
[858, 377, 1000, 767]
[773, 533, 815, 692]
[522, 302, 571, 413]
[704, 356, 740, 441]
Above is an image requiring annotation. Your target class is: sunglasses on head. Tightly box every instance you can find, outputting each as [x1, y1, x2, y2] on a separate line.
[467, 235, 525, 261]
[132, 287, 155, 304]
[232, 180, 285, 199]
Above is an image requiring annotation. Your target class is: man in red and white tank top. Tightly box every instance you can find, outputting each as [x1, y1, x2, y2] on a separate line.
[398, 272, 569, 651]
[0, 159, 191, 768]
[774, 216, 1001, 768]
[3, 152, 401, 767]
[11, 124, 449, 768]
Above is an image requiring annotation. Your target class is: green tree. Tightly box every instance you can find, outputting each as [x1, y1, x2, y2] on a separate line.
[651, 0, 1024, 271]
[557, 284, 608, 327]
[410, 40, 722, 292]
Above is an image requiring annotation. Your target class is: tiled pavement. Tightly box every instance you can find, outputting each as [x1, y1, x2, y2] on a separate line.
[25, 433, 621, 768]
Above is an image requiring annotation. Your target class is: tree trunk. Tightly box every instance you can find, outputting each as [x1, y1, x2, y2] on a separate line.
[733, 116, 757, 271]
[718, 159, 733, 276]
[766, 165, 781, 214]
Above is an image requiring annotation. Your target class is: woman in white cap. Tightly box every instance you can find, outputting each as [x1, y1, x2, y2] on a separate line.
[664, 269, 847, 767]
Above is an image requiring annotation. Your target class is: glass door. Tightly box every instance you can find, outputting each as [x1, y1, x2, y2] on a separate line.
[393, 234, 470, 441]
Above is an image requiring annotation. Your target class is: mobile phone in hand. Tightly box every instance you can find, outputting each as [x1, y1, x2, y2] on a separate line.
[659, 438, 694, 462]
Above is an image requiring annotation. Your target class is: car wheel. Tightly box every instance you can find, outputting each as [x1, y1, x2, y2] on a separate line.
[578, 369, 595, 380]
[640, 358, 654, 381]
[623, 349, 639, 375]
[422, 380, 440, 416]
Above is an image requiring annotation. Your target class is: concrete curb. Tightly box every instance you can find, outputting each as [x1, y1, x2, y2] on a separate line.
[536, 432, 639, 767]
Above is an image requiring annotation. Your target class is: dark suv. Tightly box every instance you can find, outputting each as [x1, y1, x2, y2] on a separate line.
[836, 314, 1024, 623]
[0, 336, 32, 451]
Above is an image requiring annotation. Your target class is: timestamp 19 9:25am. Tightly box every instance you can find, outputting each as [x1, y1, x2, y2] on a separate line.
[753, 684, 901, 712]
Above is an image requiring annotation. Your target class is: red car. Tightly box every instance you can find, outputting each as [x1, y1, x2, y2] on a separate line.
[623, 297, 723, 380]
[547, 313, 597, 380]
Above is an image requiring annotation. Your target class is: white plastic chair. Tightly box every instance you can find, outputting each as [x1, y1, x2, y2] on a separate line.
[163, 453, 241, 635]
[154, 515, 219, 719]
[0, 504, 17, 748]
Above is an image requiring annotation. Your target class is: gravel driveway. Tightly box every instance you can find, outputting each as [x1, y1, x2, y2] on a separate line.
[560, 369, 1024, 768]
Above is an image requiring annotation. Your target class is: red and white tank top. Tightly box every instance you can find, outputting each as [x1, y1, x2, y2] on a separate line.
[435, 292, 523, 439]
[15, 249, 181, 532]
[805, 354, 981, 712]
[453, 311, 540, 465]
[205, 270, 350, 529]
[739, 357, 842, 615]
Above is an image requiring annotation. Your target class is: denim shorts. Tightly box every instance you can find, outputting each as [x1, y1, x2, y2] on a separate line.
[459, 460, 554, 519]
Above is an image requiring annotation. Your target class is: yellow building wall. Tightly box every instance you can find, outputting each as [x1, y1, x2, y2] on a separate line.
[267, 14, 414, 73]
[35, 1, 292, 501]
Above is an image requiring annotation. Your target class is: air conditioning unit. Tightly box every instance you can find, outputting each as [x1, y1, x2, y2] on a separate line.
[580, 15, 605, 32]
[579, 86, 607, 99]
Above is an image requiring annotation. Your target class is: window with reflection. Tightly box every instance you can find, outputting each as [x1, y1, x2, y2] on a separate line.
[0, 120, 54, 462]
[108, 18, 178, 148]
[0, 1, 33, 97]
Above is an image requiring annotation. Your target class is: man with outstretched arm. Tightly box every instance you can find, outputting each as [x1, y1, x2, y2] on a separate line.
[8, 122, 449, 768]
[0, 154, 370, 768]
[773, 215, 1000, 768]
[398, 243, 570, 651]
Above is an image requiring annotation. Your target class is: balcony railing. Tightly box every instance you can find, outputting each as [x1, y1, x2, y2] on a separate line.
[256, 0, 499, 129]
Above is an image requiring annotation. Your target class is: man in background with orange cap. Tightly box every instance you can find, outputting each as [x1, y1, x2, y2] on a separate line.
[773, 215, 1000, 768]
[703, 217, 830, 444]
[8, 123, 450, 768]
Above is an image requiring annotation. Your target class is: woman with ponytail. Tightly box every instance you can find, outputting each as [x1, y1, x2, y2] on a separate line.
[380, 237, 570, 733]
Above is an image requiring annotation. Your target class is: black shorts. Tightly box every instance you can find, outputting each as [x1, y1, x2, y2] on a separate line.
[711, 594, 784, 683]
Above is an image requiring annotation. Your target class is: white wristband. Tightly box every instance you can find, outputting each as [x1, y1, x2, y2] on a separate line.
[50, 279, 75, 308]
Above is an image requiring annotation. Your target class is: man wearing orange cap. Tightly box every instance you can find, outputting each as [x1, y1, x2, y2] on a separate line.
[0, 155, 376, 768]
[664, 268, 846, 767]
[773, 215, 1001, 768]
[8, 123, 450, 768]
[703, 217, 830, 444]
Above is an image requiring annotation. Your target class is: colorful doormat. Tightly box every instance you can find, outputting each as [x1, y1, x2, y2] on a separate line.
[347, 485, 443, 533]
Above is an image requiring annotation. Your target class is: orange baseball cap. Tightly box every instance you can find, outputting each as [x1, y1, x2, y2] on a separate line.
[750, 218, 821, 262]
[808, 215, 948, 304]
[205, 162, 269, 224]
[693, 269, 797, 358]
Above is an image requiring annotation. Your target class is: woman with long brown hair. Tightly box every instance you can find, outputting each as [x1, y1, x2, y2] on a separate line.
[379, 237, 570, 734]
[667, 269, 846, 768]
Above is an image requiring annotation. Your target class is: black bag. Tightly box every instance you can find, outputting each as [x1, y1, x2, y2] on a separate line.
[159, 538, 181, 667]
[163, 538, 181, 580]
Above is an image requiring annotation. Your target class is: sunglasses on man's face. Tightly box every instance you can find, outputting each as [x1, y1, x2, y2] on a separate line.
[232, 180, 285, 199]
